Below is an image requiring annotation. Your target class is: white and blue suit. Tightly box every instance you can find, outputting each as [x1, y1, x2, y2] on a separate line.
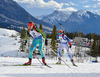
[56, 34, 73, 60]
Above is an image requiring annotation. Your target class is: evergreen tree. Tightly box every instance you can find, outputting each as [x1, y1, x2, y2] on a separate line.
[0, 26, 3, 28]
[79, 32, 84, 37]
[19, 26, 26, 52]
[39, 24, 43, 30]
[91, 34, 98, 59]
[51, 25, 57, 53]
[9, 26, 12, 30]
[35, 24, 37, 27]
[51, 34, 56, 52]
[98, 40, 100, 56]
[20, 26, 26, 39]
[68, 32, 75, 39]
[46, 33, 52, 38]
[51, 25, 57, 39]
[75, 31, 79, 37]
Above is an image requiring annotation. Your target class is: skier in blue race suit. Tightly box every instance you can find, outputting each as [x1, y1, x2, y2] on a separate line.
[24, 22, 47, 65]
[56, 30, 76, 66]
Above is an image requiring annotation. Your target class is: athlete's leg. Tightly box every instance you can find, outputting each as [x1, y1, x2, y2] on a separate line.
[25, 39, 38, 65]
[29, 39, 38, 59]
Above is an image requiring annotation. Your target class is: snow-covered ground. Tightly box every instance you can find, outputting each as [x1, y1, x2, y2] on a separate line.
[0, 28, 28, 57]
[0, 28, 18, 37]
[0, 57, 100, 77]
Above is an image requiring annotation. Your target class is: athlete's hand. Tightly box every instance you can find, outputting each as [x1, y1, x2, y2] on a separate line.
[45, 38, 48, 46]
[69, 45, 72, 48]
[24, 40, 27, 45]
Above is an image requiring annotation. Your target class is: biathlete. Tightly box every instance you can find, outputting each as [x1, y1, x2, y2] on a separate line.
[24, 22, 47, 65]
[56, 30, 76, 66]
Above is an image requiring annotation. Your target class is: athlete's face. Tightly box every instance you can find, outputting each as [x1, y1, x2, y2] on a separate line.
[28, 26, 33, 30]
[58, 33, 62, 36]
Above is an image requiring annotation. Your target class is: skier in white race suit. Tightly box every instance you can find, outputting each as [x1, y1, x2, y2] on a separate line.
[56, 30, 76, 66]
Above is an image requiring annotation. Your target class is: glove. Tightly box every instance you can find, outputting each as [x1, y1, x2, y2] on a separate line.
[24, 40, 27, 45]
[69, 42, 71, 48]
[69, 45, 72, 48]
[45, 38, 48, 46]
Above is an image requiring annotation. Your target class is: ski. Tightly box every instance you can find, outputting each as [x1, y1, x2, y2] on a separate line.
[2, 64, 51, 68]
[52, 63, 65, 65]
[44, 64, 52, 68]
[52, 63, 78, 67]
[73, 64, 78, 67]
[50, 48, 70, 68]
[3, 64, 36, 66]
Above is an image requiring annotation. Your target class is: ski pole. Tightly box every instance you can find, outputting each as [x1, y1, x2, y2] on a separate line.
[34, 54, 52, 68]
[27, 15, 33, 22]
[70, 48, 78, 62]
[34, 54, 44, 65]
[59, 57, 71, 68]
[50, 48, 71, 68]
[59, 23, 65, 32]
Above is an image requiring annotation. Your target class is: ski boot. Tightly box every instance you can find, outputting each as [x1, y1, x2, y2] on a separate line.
[24, 58, 32, 65]
[42, 57, 47, 65]
[71, 59, 77, 66]
[56, 58, 61, 64]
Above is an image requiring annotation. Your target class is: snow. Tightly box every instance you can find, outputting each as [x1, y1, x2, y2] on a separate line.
[0, 28, 100, 77]
[0, 57, 100, 77]
[0, 28, 28, 57]
[0, 28, 18, 37]
[36, 10, 73, 25]
[77, 10, 90, 18]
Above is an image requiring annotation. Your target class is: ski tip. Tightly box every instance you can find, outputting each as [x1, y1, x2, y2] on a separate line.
[44, 64, 52, 68]
[75, 65, 78, 67]
[73, 64, 78, 67]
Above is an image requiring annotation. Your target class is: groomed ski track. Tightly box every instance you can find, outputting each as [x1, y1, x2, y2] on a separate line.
[0, 57, 100, 77]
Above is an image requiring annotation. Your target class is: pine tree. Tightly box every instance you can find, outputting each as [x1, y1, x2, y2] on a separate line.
[85, 33, 92, 40]
[0, 26, 2, 28]
[9, 26, 12, 30]
[51, 25, 57, 54]
[91, 34, 98, 60]
[20, 26, 26, 39]
[39, 24, 43, 30]
[19, 26, 26, 52]
[79, 32, 84, 37]
[75, 31, 79, 37]
[51, 34, 56, 52]
[46, 34, 52, 38]
[98, 40, 100, 56]
[51, 25, 57, 38]
[35, 24, 37, 27]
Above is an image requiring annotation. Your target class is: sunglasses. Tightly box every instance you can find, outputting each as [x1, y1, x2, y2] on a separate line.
[58, 33, 62, 35]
